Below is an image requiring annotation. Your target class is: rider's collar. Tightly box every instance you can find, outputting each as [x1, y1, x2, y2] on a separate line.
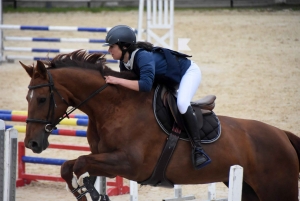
[123, 60, 132, 70]
[122, 49, 140, 70]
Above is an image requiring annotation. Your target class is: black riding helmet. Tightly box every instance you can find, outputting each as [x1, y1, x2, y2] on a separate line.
[103, 25, 136, 61]
[103, 25, 136, 47]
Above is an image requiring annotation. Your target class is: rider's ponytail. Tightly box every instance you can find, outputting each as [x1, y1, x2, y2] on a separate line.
[136, 41, 154, 51]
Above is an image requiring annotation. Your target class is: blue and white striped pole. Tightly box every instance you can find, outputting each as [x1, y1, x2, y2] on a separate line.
[0, 24, 111, 32]
[5, 36, 106, 43]
[5, 55, 118, 63]
[4, 47, 109, 54]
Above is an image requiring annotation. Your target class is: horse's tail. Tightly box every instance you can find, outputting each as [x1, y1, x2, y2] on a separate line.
[284, 130, 300, 172]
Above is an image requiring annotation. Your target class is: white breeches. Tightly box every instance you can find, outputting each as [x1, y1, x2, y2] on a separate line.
[177, 61, 202, 114]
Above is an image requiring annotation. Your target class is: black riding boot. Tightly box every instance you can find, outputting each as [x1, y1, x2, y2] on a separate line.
[182, 106, 211, 169]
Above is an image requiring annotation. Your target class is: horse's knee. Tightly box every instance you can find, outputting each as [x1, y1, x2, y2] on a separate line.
[61, 160, 75, 181]
[73, 155, 88, 176]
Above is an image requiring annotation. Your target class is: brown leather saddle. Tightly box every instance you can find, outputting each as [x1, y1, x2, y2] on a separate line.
[154, 85, 221, 142]
[139, 85, 221, 188]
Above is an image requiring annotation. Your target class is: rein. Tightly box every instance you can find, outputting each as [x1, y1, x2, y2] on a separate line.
[26, 70, 108, 132]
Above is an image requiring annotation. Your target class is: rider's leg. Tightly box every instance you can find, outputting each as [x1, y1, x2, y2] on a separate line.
[182, 106, 211, 169]
[177, 61, 211, 169]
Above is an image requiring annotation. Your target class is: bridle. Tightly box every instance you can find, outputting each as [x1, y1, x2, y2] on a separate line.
[26, 70, 108, 133]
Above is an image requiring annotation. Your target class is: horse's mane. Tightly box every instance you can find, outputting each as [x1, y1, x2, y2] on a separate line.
[42, 49, 138, 80]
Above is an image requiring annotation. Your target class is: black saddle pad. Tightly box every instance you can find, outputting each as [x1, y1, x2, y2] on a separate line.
[153, 85, 221, 143]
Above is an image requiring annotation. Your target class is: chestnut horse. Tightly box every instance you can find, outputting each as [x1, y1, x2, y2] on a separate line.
[20, 50, 299, 201]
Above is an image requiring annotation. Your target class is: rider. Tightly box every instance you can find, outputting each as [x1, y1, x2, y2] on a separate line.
[103, 24, 211, 169]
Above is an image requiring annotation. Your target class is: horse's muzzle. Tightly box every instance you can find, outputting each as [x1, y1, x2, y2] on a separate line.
[26, 134, 49, 153]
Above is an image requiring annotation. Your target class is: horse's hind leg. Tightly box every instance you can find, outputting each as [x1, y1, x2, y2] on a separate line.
[254, 174, 298, 201]
[61, 159, 88, 201]
[223, 181, 259, 201]
[244, 159, 299, 201]
[241, 182, 259, 201]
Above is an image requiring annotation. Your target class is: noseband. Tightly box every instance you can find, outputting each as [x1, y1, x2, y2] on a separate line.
[26, 70, 108, 133]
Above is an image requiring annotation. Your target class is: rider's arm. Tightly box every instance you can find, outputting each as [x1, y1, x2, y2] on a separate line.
[104, 75, 139, 91]
[136, 51, 155, 92]
[106, 51, 155, 92]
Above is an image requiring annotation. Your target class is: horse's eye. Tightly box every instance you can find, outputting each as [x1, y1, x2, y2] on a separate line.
[38, 97, 46, 104]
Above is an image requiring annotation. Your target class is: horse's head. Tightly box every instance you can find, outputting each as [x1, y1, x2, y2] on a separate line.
[20, 50, 139, 153]
[20, 60, 70, 153]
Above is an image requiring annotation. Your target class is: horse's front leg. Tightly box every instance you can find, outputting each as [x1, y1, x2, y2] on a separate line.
[73, 150, 131, 179]
[61, 159, 90, 201]
[61, 151, 130, 201]
[71, 150, 133, 199]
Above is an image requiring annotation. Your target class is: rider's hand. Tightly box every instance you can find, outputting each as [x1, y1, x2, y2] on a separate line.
[104, 76, 119, 85]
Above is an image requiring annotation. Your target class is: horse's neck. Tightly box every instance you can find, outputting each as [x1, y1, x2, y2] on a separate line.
[54, 68, 105, 115]
[56, 68, 152, 121]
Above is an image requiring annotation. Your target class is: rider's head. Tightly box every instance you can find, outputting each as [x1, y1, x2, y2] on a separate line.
[103, 25, 136, 61]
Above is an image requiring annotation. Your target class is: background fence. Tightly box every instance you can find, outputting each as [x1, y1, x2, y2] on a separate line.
[2, 0, 300, 9]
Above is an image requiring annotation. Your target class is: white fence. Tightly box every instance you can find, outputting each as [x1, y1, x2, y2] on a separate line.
[0, 119, 18, 201]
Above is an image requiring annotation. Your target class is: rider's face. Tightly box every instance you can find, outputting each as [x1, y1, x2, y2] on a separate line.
[108, 44, 122, 60]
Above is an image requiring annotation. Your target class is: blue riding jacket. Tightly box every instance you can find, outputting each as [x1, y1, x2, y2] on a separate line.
[119, 48, 191, 91]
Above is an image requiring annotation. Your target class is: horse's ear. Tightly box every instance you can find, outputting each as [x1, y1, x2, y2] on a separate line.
[34, 60, 47, 79]
[19, 61, 34, 78]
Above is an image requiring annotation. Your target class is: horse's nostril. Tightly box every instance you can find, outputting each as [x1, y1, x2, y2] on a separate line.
[31, 141, 39, 148]
[28, 140, 43, 153]
[29, 140, 39, 148]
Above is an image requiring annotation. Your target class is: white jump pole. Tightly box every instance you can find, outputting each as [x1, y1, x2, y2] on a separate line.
[137, 0, 144, 41]
[228, 165, 243, 201]
[207, 165, 243, 201]
[207, 183, 217, 200]
[95, 176, 106, 195]
[138, 0, 174, 49]
[0, 0, 3, 62]
[0, 120, 18, 201]
[0, 120, 5, 201]
[163, 185, 195, 201]
[130, 181, 138, 201]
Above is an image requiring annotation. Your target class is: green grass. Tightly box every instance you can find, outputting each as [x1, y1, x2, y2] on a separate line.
[3, 4, 300, 13]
